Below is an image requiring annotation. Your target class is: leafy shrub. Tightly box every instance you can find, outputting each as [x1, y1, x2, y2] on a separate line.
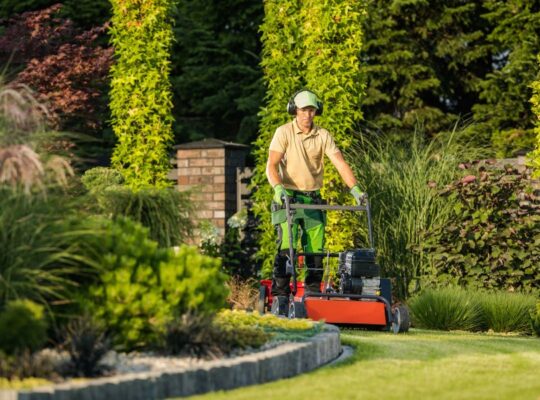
[200, 210, 261, 279]
[422, 163, 540, 292]
[0, 300, 48, 354]
[491, 129, 536, 158]
[83, 217, 228, 350]
[476, 292, 537, 334]
[81, 167, 124, 193]
[532, 302, 540, 337]
[409, 287, 483, 331]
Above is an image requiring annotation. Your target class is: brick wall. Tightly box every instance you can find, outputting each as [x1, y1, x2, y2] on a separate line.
[175, 139, 249, 240]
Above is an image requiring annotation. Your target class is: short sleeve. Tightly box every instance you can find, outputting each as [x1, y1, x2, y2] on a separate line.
[269, 126, 287, 153]
[324, 132, 340, 157]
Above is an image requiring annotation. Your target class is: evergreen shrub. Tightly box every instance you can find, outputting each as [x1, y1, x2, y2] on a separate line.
[83, 217, 228, 350]
[422, 163, 540, 292]
[0, 300, 48, 354]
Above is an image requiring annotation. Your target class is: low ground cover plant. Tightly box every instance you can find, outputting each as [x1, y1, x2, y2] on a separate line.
[409, 286, 538, 334]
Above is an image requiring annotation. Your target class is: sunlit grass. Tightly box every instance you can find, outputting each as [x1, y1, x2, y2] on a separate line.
[183, 329, 540, 400]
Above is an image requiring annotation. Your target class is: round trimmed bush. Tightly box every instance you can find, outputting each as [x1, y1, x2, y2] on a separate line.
[0, 300, 48, 354]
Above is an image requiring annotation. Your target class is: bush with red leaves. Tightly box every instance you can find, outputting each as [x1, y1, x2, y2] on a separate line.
[0, 4, 113, 134]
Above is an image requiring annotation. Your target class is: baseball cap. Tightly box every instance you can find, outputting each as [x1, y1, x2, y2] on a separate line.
[294, 91, 319, 109]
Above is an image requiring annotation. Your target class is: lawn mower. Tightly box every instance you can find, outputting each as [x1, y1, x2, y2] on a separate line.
[257, 193, 410, 333]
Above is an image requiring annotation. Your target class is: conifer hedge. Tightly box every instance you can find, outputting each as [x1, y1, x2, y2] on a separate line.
[254, 0, 367, 277]
[109, 0, 175, 189]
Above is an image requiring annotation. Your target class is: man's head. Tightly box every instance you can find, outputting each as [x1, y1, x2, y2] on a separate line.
[287, 89, 323, 116]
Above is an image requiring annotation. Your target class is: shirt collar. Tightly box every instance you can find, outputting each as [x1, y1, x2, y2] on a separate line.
[293, 119, 318, 137]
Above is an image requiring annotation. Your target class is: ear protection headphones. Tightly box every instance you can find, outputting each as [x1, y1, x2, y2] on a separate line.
[286, 89, 324, 116]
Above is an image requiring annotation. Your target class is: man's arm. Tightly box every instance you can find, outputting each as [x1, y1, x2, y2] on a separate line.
[328, 151, 357, 188]
[266, 150, 284, 187]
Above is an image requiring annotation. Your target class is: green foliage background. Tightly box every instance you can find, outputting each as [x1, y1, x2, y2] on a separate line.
[529, 54, 540, 177]
[253, 0, 367, 277]
[170, 0, 264, 144]
[109, 0, 175, 189]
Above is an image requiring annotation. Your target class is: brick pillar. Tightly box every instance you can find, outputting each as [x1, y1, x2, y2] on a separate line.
[175, 139, 249, 240]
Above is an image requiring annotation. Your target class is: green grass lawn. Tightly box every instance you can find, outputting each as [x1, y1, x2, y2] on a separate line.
[184, 329, 540, 400]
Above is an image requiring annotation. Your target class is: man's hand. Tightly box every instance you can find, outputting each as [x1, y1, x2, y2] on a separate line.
[273, 184, 286, 205]
[350, 185, 367, 205]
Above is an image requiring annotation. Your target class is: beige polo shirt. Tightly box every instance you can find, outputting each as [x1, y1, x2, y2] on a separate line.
[269, 119, 340, 191]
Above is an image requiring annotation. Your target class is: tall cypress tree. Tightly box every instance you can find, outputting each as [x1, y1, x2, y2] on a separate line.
[109, 0, 175, 189]
[253, 0, 367, 277]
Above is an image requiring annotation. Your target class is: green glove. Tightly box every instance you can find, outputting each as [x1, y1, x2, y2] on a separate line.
[350, 185, 366, 205]
[273, 184, 286, 205]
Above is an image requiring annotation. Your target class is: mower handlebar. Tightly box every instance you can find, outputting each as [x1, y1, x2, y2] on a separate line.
[289, 204, 368, 212]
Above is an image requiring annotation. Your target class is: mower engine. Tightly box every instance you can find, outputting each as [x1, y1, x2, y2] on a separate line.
[338, 249, 381, 296]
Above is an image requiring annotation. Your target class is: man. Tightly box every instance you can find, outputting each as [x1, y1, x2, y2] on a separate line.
[266, 89, 365, 315]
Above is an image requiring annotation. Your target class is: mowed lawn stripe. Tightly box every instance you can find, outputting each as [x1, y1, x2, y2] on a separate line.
[180, 329, 540, 400]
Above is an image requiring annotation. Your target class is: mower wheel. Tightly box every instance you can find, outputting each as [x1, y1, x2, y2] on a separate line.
[391, 305, 410, 334]
[257, 285, 267, 314]
[271, 296, 288, 316]
[288, 301, 307, 319]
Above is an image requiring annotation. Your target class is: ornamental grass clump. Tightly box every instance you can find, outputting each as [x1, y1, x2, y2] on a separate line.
[477, 291, 537, 334]
[348, 131, 483, 298]
[409, 287, 483, 331]
[81, 167, 194, 247]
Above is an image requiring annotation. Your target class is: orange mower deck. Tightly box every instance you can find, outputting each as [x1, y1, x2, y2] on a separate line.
[301, 296, 388, 326]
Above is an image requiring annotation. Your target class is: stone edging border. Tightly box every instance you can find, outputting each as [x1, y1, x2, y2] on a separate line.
[1, 325, 341, 400]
